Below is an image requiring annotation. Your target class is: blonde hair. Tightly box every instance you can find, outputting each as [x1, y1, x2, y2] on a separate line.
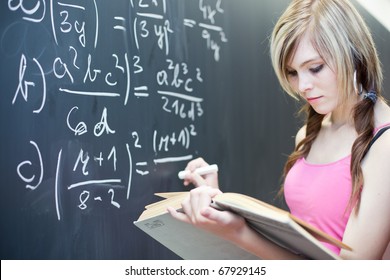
[270, 0, 383, 211]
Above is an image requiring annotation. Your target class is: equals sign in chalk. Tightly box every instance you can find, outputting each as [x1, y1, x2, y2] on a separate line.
[134, 86, 149, 97]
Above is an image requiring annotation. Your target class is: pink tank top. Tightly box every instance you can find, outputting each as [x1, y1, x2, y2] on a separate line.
[284, 123, 390, 255]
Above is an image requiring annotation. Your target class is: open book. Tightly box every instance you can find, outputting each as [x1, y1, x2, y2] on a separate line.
[134, 192, 351, 260]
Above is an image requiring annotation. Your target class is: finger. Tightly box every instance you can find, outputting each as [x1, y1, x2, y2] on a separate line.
[185, 172, 207, 188]
[182, 158, 207, 187]
[201, 207, 241, 226]
[186, 157, 208, 172]
[180, 194, 193, 218]
[167, 207, 190, 224]
[191, 185, 221, 198]
[189, 186, 220, 222]
[201, 207, 226, 223]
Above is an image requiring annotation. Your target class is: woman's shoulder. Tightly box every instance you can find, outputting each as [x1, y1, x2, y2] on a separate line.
[365, 99, 390, 164]
[371, 126, 390, 153]
[370, 128, 390, 155]
[373, 99, 390, 143]
[370, 99, 390, 154]
[374, 99, 390, 130]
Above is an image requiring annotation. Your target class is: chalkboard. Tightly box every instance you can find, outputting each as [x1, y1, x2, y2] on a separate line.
[0, 0, 389, 260]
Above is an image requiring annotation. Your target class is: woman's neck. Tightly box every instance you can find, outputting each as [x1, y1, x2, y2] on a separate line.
[328, 101, 356, 129]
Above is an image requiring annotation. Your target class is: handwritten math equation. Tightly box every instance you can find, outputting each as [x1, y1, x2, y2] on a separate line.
[5, 0, 228, 220]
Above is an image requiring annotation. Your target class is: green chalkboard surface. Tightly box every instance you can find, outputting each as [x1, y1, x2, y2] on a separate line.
[0, 0, 388, 259]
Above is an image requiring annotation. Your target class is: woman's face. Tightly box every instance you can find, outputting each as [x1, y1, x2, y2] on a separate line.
[286, 33, 341, 115]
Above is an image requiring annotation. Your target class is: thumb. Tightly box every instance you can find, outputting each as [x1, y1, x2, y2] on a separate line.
[200, 207, 232, 225]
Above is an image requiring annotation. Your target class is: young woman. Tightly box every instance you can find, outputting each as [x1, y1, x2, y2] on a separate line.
[168, 0, 390, 259]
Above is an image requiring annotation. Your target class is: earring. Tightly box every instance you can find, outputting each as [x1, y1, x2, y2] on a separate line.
[353, 70, 363, 95]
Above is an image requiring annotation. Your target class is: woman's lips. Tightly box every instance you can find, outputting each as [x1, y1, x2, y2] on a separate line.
[307, 96, 323, 103]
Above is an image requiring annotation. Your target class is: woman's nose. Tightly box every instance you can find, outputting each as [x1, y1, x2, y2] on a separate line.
[298, 74, 313, 94]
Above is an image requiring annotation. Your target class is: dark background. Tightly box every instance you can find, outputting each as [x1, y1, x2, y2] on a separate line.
[0, 0, 388, 259]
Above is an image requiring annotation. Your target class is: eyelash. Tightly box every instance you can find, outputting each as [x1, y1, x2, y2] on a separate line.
[310, 64, 324, 74]
[286, 64, 324, 77]
[286, 70, 297, 77]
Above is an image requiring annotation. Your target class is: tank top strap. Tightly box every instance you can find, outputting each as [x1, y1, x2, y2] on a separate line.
[374, 122, 390, 133]
[364, 124, 390, 158]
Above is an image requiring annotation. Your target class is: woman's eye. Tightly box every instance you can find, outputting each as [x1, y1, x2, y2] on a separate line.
[286, 70, 297, 77]
[310, 64, 324, 74]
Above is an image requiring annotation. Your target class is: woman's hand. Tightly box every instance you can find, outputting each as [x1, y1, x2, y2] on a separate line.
[168, 186, 304, 260]
[182, 157, 219, 189]
[167, 186, 246, 242]
[170, 158, 247, 242]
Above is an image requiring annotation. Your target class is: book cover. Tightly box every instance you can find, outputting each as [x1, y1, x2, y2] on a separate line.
[134, 192, 350, 259]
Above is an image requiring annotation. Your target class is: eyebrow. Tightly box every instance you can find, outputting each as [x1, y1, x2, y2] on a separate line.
[288, 56, 323, 69]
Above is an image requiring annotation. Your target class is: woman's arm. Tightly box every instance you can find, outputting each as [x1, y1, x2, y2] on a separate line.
[169, 130, 312, 260]
[340, 130, 390, 259]
[168, 186, 304, 259]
